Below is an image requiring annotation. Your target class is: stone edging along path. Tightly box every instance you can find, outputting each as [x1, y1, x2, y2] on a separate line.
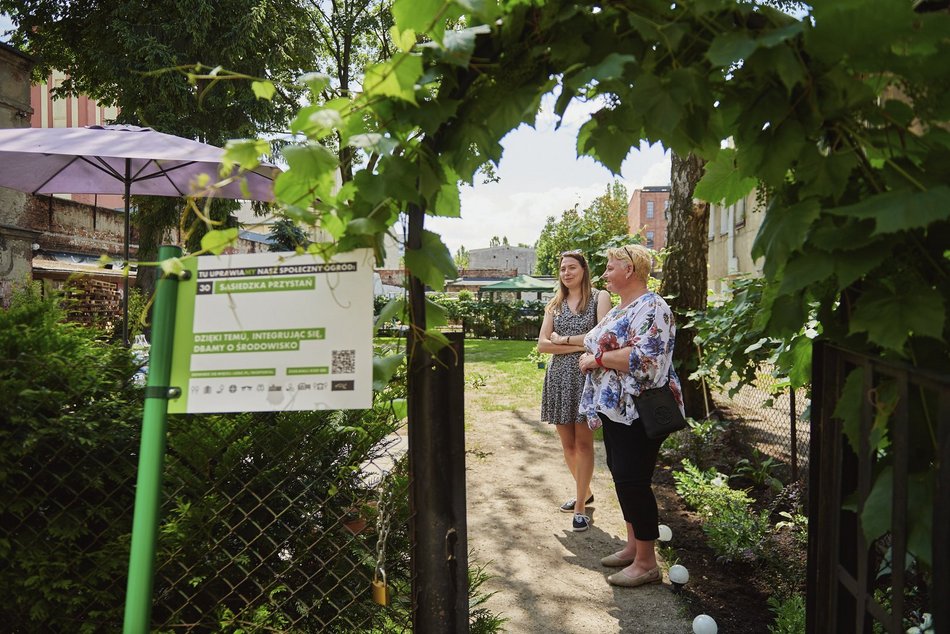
[465, 405, 694, 634]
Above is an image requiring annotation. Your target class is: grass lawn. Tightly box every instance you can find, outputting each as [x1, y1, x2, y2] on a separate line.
[465, 339, 545, 413]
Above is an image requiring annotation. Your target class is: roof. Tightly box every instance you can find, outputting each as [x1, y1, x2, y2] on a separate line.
[238, 230, 275, 245]
[479, 274, 555, 293]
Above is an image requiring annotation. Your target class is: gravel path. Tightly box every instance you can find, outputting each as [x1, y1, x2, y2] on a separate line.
[465, 405, 694, 633]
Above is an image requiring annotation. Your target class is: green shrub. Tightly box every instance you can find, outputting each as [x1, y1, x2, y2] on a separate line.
[0, 287, 142, 629]
[768, 593, 805, 634]
[673, 459, 772, 562]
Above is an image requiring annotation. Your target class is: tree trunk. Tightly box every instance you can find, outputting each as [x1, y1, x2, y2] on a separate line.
[661, 151, 709, 420]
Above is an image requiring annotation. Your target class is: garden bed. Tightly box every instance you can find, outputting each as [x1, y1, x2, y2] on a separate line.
[653, 418, 808, 633]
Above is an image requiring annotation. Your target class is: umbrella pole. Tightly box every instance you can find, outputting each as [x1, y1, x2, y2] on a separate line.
[123, 245, 182, 633]
[122, 159, 131, 346]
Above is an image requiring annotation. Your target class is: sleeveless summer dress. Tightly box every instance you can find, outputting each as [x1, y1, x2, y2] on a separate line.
[540, 291, 601, 424]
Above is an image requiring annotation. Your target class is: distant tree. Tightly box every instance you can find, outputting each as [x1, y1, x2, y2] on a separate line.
[489, 236, 501, 247]
[267, 219, 310, 252]
[534, 181, 631, 276]
[502, 236, 509, 246]
[454, 245, 470, 269]
[305, 0, 394, 183]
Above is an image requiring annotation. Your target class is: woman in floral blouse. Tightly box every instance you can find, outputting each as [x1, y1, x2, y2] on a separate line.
[578, 244, 684, 588]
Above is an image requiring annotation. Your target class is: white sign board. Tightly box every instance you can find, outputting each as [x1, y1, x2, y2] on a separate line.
[168, 250, 374, 413]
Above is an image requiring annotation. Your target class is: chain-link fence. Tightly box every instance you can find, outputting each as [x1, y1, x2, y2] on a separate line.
[2, 291, 413, 632]
[712, 363, 810, 481]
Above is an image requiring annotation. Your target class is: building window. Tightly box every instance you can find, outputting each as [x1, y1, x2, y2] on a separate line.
[720, 203, 731, 235]
[735, 196, 747, 228]
[646, 231, 655, 248]
[708, 207, 716, 241]
[646, 201, 654, 219]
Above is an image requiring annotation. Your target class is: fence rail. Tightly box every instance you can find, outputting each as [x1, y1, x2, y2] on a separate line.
[807, 341, 948, 634]
[713, 363, 810, 481]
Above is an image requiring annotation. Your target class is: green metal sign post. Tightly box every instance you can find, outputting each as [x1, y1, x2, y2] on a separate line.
[123, 245, 183, 633]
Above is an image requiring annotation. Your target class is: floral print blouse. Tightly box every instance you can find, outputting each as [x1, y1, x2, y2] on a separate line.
[580, 291, 684, 429]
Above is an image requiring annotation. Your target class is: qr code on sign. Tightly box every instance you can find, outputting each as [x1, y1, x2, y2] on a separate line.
[332, 349, 356, 374]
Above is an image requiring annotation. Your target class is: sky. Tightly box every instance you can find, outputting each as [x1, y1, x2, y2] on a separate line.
[428, 94, 671, 256]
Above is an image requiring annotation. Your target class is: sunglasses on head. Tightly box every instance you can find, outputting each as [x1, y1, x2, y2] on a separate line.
[561, 249, 584, 256]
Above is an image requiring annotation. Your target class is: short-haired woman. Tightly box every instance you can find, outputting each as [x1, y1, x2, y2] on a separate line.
[538, 250, 612, 532]
[578, 244, 684, 586]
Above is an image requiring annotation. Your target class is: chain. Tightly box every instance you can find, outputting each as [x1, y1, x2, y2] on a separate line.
[373, 470, 394, 584]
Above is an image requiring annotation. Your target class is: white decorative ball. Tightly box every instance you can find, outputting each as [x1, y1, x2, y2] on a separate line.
[657, 524, 673, 542]
[668, 564, 689, 585]
[692, 614, 718, 634]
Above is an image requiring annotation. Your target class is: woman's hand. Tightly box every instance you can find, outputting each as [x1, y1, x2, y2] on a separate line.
[578, 352, 599, 373]
[551, 332, 574, 346]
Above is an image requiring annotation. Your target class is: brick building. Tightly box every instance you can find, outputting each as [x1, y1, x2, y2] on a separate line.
[627, 185, 671, 250]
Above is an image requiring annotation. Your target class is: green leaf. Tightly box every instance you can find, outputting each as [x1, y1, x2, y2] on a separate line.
[425, 297, 448, 328]
[390, 26, 417, 53]
[297, 72, 330, 96]
[373, 353, 405, 391]
[321, 212, 346, 239]
[826, 187, 950, 235]
[305, 108, 345, 140]
[576, 116, 632, 175]
[393, 0, 447, 40]
[694, 148, 757, 206]
[282, 143, 338, 176]
[284, 205, 317, 225]
[374, 298, 406, 333]
[363, 54, 424, 103]
[706, 32, 757, 68]
[752, 198, 821, 277]
[421, 327, 452, 355]
[833, 367, 865, 455]
[778, 250, 835, 295]
[439, 25, 491, 67]
[346, 216, 387, 236]
[200, 228, 238, 255]
[564, 53, 637, 90]
[390, 398, 408, 420]
[348, 133, 398, 155]
[274, 144, 339, 207]
[160, 257, 185, 277]
[251, 80, 275, 101]
[783, 335, 812, 389]
[850, 281, 945, 351]
[222, 139, 270, 171]
[433, 175, 461, 218]
[404, 229, 457, 293]
[453, 0, 499, 20]
[860, 468, 933, 566]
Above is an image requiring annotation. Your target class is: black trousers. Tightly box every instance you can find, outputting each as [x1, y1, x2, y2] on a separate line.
[599, 413, 663, 541]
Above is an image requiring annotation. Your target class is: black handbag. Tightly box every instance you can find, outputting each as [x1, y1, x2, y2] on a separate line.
[634, 383, 687, 439]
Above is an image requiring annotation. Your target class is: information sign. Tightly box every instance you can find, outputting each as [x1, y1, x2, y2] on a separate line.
[167, 250, 373, 413]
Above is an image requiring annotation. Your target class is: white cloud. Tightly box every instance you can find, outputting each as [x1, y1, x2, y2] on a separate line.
[427, 112, 670, 256]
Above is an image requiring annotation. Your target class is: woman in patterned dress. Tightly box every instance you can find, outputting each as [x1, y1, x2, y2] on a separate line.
[578, 244, 684, 586]
[538, 250, 612, 532]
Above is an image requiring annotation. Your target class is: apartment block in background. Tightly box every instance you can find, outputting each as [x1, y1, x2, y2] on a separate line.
[627, 185, 671, 250]
[30, 70, 124, 210]
[706, 191, 764, 296]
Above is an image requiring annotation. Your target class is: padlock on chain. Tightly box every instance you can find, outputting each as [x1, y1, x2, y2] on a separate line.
[371, 567, 390, 606]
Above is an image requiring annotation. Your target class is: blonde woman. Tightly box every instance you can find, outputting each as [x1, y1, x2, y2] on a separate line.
[578, 244, 684, 586]
[537, 250, 612, 532]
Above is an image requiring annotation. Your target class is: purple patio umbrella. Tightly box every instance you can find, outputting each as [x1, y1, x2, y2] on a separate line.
[0, 124, 278, 343]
